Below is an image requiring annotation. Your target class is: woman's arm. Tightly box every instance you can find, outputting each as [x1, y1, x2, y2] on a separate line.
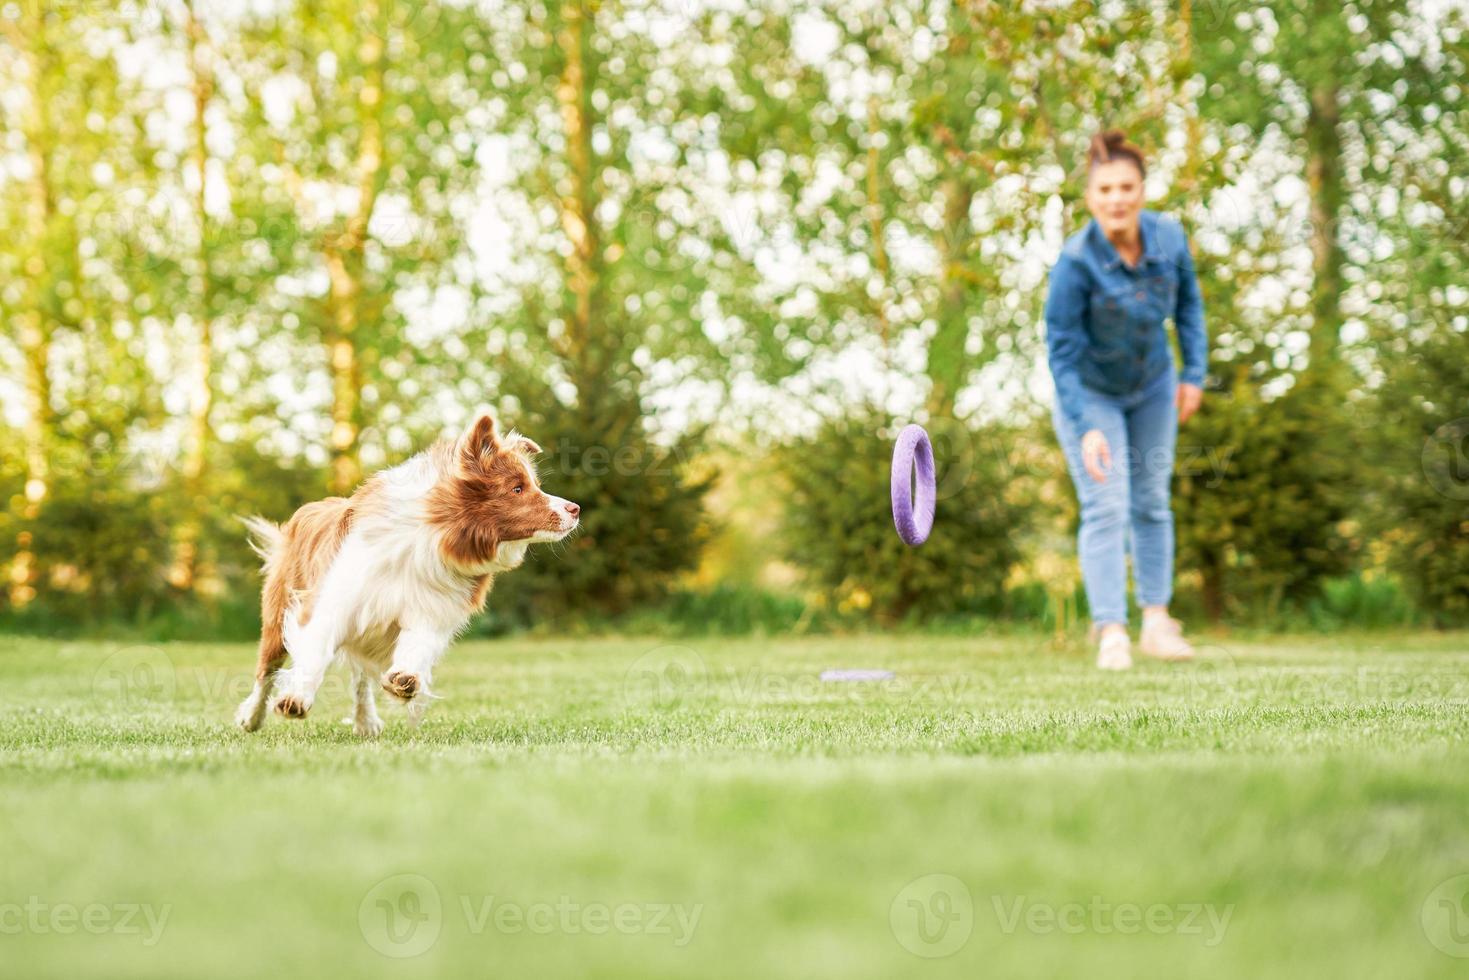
[1045, 253, 1094, 437]
[1174, 233, 1207, 389]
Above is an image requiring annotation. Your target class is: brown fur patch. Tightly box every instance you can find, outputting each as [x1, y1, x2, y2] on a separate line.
[468, 574, 493, 613]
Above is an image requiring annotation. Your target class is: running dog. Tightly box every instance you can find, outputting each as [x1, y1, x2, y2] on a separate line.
[235, 411, 579, 735]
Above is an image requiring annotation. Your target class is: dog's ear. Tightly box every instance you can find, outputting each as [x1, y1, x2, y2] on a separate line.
[506, 433, 542, 457]
[457, 411, 502, 466]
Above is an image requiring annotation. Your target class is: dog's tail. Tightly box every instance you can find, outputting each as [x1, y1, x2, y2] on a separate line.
[240, 516, 286, 571]
[241, 516, 291, 688]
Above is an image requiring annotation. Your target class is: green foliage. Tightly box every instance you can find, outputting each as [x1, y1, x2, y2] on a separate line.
[1303, 574, 1419, 631]
[652, 584, 816, 636]
[11, 454, 173, 624]
[778, 408, 1029, 624]
[1363, 13, 1469, 626]
[0, 0, 1465, 634]
[1173, 364, 1358, 621]
[1373, 327, 1469, 625]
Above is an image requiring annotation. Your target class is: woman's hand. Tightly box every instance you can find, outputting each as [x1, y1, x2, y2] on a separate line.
[1081, 429, 1111, 483]
[1177, 383, 1203, 424]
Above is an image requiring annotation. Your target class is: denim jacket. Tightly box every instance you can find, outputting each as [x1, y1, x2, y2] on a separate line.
[1044, 209, 1207, 435]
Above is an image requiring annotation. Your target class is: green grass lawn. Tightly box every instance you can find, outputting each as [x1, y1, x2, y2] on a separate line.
[3, 630, 1469, 978]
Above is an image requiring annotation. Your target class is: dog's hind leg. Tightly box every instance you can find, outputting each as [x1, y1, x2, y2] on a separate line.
[238, 533, 293, 732]
[236, 616, 287, 732]
[351, 660, 384, 738]
[272, 611, 338, 720]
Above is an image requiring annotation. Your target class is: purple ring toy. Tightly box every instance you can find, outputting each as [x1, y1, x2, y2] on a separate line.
[891, 423, 936, 546]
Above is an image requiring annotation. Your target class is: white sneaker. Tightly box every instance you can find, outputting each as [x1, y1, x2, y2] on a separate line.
[1140, 614, 1195, 661]
[1097, 630, 1133, 671]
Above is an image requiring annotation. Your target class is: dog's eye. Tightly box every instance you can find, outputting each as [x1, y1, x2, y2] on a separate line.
[513, 485, 523, 494]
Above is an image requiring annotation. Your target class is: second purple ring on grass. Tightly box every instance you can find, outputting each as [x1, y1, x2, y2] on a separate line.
[891, 423, 936, 546]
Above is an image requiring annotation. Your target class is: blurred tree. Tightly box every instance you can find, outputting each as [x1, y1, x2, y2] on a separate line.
[1189, 0, 1379, 365]
[0, 1, 164, 614]
[456, 0, 752, 616]
[1164, 0, 1406, 619]
[1376, 328, 1469, 625]
[0, 0, 1463, 631]
[0, 0, 71, 607]
[1366, 6, 1469, 623]
[168, 0, 220, 591]
[226, 0, 492, 493]
[696, 0, 1083, 416]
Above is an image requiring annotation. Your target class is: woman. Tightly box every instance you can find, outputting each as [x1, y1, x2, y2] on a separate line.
[1045, 130, 1207, 670]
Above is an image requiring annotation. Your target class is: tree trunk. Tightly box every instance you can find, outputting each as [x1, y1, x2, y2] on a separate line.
[1305, 80, 1343, 368]
[555, 0, 603, 398]
[324, 13, 385, 496]
[9, 7, 57, 608]
[865, 94, 891, 359]
[1202, 551, 1226, 624]
[170, 0, 216, 591]
[324, 248, 365, 495]
[926, 172, 973, 420]
[1175, 0, 1205, 203]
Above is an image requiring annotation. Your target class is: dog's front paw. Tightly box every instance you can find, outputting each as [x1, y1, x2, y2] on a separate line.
[273, 694, 311, 719]
[381, 670, 422, 702]
[353, 714, 385, 738]
[236, 700, 265, 732]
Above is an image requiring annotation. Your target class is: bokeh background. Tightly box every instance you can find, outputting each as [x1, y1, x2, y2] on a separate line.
[1, 0, 1466, 639]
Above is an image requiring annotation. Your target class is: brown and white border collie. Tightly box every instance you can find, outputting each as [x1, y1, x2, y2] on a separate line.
[235, 411, 579, 736]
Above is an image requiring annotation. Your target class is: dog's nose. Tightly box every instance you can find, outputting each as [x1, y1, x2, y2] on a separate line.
[565, 502, 580, 518]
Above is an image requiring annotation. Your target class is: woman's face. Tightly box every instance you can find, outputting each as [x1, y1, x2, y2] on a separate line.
[1085, 159, 1145, 237]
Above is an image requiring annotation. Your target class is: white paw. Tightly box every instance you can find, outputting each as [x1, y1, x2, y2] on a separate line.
[353, 714, 385, 738]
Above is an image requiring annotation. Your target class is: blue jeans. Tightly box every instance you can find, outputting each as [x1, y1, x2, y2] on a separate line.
[1052, 366, 1178, 627]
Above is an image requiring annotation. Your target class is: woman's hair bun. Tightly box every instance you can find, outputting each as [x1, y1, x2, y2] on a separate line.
[1086, 129, 1146, 178]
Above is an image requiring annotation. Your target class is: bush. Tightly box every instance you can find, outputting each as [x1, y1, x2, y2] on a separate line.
[0, 432, 174, 624]
[1173, 363, 1358, 622]
[1373, 323, 1469, 625]
[777, 408, 1030, 624]
[1304, 574, 1418, 631]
